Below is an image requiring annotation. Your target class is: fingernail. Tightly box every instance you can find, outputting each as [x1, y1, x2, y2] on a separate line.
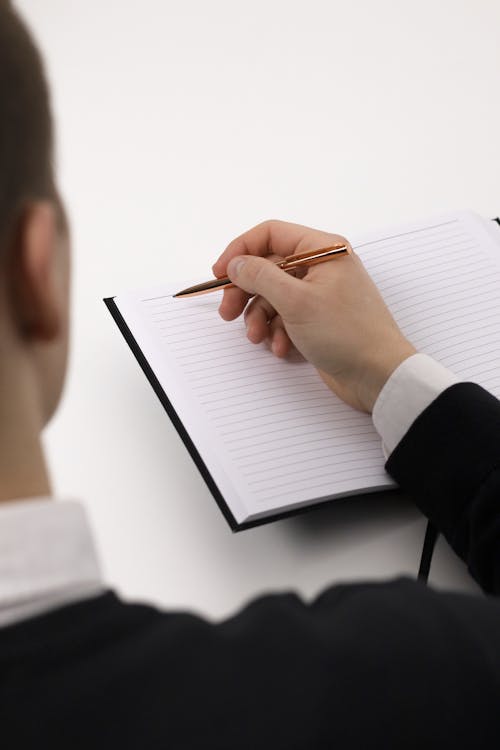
[227, 257, 246, 279]
[272, 339, 279, 355]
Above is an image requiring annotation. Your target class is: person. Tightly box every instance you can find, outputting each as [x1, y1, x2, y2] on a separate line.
[0, 3, 499, 748]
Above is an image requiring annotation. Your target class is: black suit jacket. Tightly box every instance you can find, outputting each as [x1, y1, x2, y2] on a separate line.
[1, 383, 500, 749]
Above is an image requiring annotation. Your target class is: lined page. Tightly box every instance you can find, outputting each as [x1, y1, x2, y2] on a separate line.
[116, 289, 389, 524]
[114, 211, 500, 524]
[355, 212, 500, 398]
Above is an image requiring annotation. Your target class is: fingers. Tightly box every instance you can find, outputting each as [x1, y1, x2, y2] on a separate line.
[212, 219, 342, 278]
[213, 219, 347, 321]
[268, 315, 292, 357]
[217, 250, 282, 321]
[226, 254, 304, 320]
[218, 286, 252, 321]
[244, 295, 292, 356]
[244, 295, 275, 343]
[212, 220, 300, 279]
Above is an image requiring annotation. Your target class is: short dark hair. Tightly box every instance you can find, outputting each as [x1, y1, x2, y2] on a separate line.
[0, 1, 55, 247]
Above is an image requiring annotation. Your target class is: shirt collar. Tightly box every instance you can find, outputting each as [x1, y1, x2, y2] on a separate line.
[0, 497, 104, 627]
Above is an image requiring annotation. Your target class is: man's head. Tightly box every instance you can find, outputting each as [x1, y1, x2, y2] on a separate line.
[0, 0, 70, 430]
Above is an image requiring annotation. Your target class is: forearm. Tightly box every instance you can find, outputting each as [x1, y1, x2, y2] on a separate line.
[375, 365, 500, 594]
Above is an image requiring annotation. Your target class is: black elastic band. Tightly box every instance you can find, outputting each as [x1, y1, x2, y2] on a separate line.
[418, 520, 439, 583]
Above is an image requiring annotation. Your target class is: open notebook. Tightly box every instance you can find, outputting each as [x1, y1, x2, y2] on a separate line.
[105, 211, 500, 529]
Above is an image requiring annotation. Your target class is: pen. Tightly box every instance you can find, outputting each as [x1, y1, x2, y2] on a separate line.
[173, 244, 351, 298]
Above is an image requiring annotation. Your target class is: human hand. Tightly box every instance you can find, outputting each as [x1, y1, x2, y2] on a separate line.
[212, 220, 416, 413]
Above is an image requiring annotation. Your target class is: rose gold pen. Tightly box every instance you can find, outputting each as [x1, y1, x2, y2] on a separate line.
[172, 244, 351, 298]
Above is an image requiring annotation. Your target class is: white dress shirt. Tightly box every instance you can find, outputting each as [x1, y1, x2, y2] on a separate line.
[0, 498, 104, 627]
[372, 352, 459, 457]
[0, 353, 459, 629]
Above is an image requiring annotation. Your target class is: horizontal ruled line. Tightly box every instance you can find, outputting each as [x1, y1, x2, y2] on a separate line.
[220, 412, 365, 439]
[195, 373, 317, 397]
[241, 444, 380, 475]
[363, 234, 474, 273]
[226, 425, 376, 453]
[213, 399, 331, 425]
[353, 219, 457, 250]
[395, 287, 500, 327]
[248, 456, 382, 488]
[201, 385, 327, 407]
[254, 465, 384, 502]
[387, 274, 500, 314]
[233, 432, 378, 461]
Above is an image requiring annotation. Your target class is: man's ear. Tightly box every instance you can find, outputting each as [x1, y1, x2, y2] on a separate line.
[10, 201, 61, 342]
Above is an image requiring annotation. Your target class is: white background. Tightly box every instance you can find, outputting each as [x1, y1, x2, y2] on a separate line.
[15, 0, 500, 617]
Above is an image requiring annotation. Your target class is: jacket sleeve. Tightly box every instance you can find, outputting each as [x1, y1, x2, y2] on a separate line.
[385, 382, 500, 595]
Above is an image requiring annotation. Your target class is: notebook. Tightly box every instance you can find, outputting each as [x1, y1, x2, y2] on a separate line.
[105, 211, 500, 530]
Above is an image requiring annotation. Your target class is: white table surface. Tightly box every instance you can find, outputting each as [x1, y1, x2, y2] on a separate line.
[16, 0, 500, 618]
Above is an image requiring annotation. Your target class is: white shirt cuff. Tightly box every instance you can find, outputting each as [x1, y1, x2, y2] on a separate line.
[372, 353, 460, 458]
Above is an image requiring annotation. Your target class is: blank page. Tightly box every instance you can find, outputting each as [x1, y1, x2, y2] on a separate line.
[113, 211, 500, 525]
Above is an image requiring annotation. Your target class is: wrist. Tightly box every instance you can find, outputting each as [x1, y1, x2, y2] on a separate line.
[357, 341, 417, 413]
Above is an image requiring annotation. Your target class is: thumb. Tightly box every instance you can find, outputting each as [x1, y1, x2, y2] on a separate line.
[227, 255, 303, 318]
